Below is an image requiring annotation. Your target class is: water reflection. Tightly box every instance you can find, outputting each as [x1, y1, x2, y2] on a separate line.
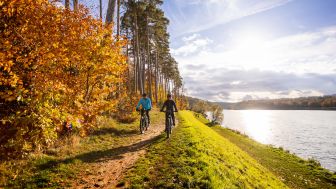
[222, 110, 336, 171]
[241, 110, 272, 144]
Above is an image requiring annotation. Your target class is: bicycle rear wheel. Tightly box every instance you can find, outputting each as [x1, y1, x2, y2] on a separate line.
[140, 118, 145, 134]
[144, 116, 149, 131]
[169, 117, 173, 134]
[166, 116, 172, 138]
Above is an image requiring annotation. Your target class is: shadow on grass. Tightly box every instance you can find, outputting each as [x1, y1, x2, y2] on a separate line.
[38, 134, 163, 171]
[90, 127, 139, 136]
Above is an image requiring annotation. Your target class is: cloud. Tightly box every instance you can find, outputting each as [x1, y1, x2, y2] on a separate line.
[164, 1, 336, 102]
[181, 0, 226, 6]
[164, 0, 292, 37]
[183, 68, 335, 102]
[184, 64, 206, 70]
[230, 81, 242, 86]
[171, 34, 212, 56]
[182, 34, 200, 42]
[177, 26, 336, 74]
[175, 27, 336, 101]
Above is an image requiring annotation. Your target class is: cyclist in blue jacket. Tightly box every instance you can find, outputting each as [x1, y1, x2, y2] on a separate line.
[136, 93, 152, 124]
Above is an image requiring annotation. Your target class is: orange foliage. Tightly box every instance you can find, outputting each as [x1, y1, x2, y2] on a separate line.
[0, 0, 127, 156]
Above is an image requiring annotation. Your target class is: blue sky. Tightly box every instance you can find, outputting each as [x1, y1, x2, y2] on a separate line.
[162, 0, 336, 102]
[58, 0, 336, 102]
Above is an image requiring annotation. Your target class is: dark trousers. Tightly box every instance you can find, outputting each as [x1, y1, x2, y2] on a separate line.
[165, 111, 175, 126]
[140, 110, 150, 123]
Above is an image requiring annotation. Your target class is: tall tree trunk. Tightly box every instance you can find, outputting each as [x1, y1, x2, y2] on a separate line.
[73, 0, 78, 11]
[116, 0, 121, 37]
[126, 30, 131, 92]
[106, 0, 116, 24]
[99, 0, 102, 20]
[65, 0, 70, 9]
[135, 15, 142, 94]
[142, 53, 146, 94]
[149, 55, 152, 100]
[132, 38, 137, 93]
[167, 78, 170, 94]
[141, 53, 144, 94]
[146, 16, 152, 99]
[158, 70, 163, 100]
[154, 51, 158, 103]
[164, 77, 167, 98]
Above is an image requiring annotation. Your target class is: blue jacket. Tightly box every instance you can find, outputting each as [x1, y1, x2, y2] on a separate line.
[136, 97, 152, 110]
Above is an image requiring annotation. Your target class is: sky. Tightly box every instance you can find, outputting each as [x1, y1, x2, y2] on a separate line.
[162, 0, 336, 102]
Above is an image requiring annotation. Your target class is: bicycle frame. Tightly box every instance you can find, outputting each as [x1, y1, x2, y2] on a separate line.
[164, 110, 174, 138]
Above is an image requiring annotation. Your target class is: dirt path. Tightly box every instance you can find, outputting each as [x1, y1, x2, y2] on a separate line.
[72, 122, 165, 189]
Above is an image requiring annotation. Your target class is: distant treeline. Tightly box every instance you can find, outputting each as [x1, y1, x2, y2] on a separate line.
[220, 95, 336, 110]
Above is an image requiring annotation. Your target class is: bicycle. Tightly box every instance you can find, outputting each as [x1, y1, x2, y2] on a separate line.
[162, 110, 175, 138]
[139, 109, 149, 134]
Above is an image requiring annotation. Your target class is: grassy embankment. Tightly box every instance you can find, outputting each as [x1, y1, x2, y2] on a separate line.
[211, 126, 336, 189]
[194, 113, 336, 189]
[2, 109, 334, 188]
[0, 109, 165, 188]
[122, 111, 288, 188]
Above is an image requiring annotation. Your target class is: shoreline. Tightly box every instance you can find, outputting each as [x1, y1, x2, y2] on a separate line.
[212, 125, 336, 188]
[221, 126, 335, 172]
[123, 111, 289, 188]
[123, 111, 336, 188]
[194, 112, 336, 188]
[223, 108, 336, 111]
[220, 109, 336, 172]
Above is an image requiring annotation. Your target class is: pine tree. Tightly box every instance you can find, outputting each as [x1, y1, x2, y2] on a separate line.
[106, 0, 116, 24]
[65, 0, 70, 9]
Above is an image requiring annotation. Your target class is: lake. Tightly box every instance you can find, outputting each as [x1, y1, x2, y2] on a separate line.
[222, 110, 336, 172]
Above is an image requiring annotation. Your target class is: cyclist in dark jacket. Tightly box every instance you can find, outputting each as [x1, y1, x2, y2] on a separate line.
[160, 94, 178, 126]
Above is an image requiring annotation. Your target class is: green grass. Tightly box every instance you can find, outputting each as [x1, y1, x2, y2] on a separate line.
[194, 112, 336, 188]
[123, 111, 288, 188]
[211, 126, 336, 189]
[3, 110, 333, 188]
[0, 109, 165, 188]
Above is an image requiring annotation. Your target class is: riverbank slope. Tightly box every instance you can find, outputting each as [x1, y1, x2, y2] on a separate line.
[2, 110, 335, 188]
[194, 112, 336, 188]
[211, 125, 336, 188]
[122, 111, 288, 188]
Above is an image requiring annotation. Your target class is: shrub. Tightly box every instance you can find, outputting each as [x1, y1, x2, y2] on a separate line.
[113, 94, 138, 123]
[0, 0, 127, 157]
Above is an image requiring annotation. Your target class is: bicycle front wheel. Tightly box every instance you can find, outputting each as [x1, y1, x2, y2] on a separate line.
[140, 119, 145, 134]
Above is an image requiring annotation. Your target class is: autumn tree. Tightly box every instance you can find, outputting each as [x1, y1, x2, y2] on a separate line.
[0, 0, 188, 157]
[0, 0, 127, 157]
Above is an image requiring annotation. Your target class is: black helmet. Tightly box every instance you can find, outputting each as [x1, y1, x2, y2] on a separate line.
[142, 93, 147, 97]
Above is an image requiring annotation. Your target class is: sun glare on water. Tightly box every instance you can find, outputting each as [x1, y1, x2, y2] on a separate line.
[241, 110, 273, 143]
